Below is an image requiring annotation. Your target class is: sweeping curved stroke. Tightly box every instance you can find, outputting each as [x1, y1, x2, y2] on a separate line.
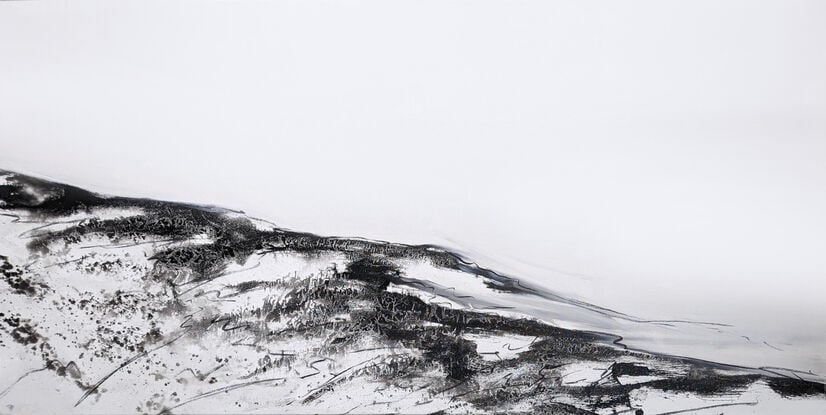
[0, 170, 824, 414]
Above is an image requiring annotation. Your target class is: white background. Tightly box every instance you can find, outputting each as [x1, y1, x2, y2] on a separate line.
[2, 1, 825, 370]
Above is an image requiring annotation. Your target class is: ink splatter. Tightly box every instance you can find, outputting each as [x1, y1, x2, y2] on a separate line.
[0, 170, 823, 413]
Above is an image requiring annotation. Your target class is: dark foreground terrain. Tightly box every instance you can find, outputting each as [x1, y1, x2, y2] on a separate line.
[1, 171, 823, 414]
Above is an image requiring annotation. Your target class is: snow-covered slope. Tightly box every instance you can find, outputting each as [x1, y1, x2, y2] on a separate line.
[1, 170, 823, 414]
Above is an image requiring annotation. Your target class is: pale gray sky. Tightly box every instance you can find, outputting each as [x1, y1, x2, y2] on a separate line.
[2, 0, 825, 368]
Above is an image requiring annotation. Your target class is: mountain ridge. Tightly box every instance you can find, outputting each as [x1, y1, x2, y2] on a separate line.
[1, 170, 823, 414]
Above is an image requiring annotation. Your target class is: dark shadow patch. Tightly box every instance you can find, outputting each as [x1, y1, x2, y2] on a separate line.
[767, 377, 826, 397]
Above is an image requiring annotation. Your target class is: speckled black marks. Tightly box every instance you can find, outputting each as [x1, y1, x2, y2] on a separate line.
[1, 255, 46, 296]
[1, 170, 824, 414]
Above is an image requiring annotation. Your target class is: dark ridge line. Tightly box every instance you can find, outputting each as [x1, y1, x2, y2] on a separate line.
[4, 169, 823, 388]
[268, 229, 731, 328]
[0, 168, 241, 216]
[446, 254, 731, 327]
[268, 228, 730, 327]
[760, 366, 822, 377]
[2, 168, 731, 330]
[609, 342, 824, 384]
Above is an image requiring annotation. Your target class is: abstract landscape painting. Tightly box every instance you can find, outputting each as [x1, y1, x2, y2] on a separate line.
[3, 1, 826, 414]
[1, 171, 823, 413]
